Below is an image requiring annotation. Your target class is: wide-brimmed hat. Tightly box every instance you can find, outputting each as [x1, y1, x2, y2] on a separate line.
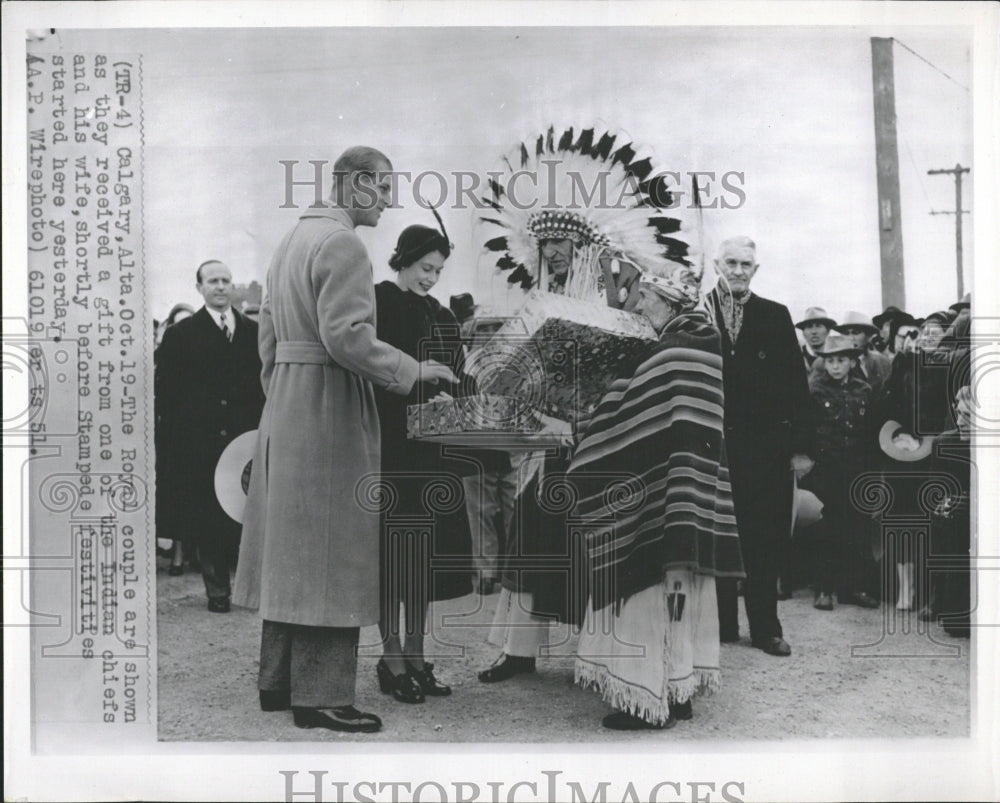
[872, 305, 915, 329]
[795, 306, 837, 330]
[214, 430, 258, 523]
[792, 486, 824, 530]
[814, 332, 862, 357]
[878, 420, 934, 462]
[949, 293, 971, 312]
[450, 293, 476, 323]
[922, 309, 955, 328]
[834, 310, 879, 335]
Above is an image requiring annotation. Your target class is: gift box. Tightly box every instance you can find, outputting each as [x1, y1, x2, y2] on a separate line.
[406, 393, 573, 450]
[407, 394, 543, 439]
[471, 290, 657, 424]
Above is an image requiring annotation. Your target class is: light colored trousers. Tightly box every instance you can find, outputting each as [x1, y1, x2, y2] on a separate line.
[462, 468, 517, 580]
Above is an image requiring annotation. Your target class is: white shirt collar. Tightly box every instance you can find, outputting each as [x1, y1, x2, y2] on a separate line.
[213, 307, 233, 330]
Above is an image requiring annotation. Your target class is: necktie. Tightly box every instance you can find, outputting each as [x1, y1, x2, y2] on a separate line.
[220, 315, 232, 342]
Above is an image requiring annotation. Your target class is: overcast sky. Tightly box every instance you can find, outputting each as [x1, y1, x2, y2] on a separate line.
[38, 26, 972, 322]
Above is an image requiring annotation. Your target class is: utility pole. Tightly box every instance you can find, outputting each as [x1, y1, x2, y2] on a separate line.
[871, 38, 906, 310]
[928, 163, 970, 299]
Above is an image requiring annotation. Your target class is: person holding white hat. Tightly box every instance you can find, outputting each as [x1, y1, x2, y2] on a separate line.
[706, 236, 816, 657]
[799, 333, 880, 611]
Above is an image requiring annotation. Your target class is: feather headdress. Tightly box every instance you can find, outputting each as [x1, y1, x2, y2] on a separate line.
[477, 125, 701, 298]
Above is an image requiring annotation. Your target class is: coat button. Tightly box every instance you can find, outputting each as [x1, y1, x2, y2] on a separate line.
[758, 350, 766, 359]
[221, 399, 228, 406]
[220, 430, 227, 437]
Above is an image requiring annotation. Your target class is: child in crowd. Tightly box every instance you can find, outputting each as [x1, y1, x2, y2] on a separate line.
[801, 333, 880, 611]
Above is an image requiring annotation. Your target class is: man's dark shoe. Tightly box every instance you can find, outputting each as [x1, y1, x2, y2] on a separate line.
[842, 592, 880, 610]
[752, 636, 792, 656]
[813, 592, 834, 611]
[168, 564, 184, 577]
[672, 699, 693, 720]
[292, 706, 381, 733]
[602, 710, 675, 730]
[207, 597, 231, 613]
[259, 689, 291, 711]
[944, 623, 970, 638]
[477, 653, 535, 683]
[478, 577, 498, 596]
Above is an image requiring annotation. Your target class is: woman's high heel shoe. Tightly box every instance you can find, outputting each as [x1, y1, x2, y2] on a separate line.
[376, 658, 425, 704]
[406, 660, 452, 697]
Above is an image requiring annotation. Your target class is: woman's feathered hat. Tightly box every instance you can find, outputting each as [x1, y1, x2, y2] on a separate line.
[477, 125, 701, 293]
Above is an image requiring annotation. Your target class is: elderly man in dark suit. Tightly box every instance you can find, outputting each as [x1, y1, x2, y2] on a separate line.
[155, 260, 265, 612]
[707, 237, 815, 657]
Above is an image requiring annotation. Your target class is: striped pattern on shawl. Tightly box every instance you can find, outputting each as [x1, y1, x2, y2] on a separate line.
[567, 310, 744, 612]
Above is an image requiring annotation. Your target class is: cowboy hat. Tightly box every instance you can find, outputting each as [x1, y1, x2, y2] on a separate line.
[878, 420, 934, 462]
[949, 293, 971, 312]
[795, 306, 837, 330]
[922, 309, 956, 328]
[814, 332, 862, 357]
[834, 310, 879, 335]
[214, 430, 258, 523]
[872, 305, 915, 329]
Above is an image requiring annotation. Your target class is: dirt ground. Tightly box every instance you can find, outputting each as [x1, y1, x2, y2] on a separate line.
[156, 558, 971, 743]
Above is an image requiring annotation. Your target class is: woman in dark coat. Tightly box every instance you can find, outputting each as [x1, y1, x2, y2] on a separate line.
[373, 224, 473, 704]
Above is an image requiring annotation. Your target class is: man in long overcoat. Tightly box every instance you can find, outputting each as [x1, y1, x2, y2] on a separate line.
[232, 147, 456, 733]
[155, 261, 264, 610]
[707, 236, 815, 657]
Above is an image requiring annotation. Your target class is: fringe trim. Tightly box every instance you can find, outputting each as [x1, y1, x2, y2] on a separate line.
[668, 669, 721, 704]
[576, 661, 671, 726]
[575, 663, 720, 726]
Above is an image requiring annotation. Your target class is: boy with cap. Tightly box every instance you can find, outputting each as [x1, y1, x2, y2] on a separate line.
[801, 333, 880, 611]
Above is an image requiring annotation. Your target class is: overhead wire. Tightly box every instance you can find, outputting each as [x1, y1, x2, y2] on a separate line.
[892, 38, 971, 93]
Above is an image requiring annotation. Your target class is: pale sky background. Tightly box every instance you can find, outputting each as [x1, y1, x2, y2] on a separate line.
[34, 26, 972, 324]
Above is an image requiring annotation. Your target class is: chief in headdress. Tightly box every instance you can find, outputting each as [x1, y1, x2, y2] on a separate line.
[477, 124, 698, 309]
[476, 125, 704, 685]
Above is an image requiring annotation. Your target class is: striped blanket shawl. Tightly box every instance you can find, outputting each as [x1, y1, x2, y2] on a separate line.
[567, 309, 744, 612]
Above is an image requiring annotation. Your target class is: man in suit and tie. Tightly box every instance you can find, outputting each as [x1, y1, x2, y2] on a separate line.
[707, 237, 815, 657]
[155, 260, 265, 612]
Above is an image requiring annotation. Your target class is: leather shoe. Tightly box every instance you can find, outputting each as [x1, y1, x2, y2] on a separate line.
[602, 710, 676, 730]
[259, 689, 291, 711]
[843, 592, 880, 610]
[406, 660, 451, 696]
[814, 593, 833, 611]
[207, 597, 231, 613]
[376, 659, 424, 704]
[292, 706, 381, 733]
[752, 636, 792, 656]
[478, 653, 535, 683]
[478, 577, 498, 596]
[168, 564, 184, 576]
[672, 699, 693, 720]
